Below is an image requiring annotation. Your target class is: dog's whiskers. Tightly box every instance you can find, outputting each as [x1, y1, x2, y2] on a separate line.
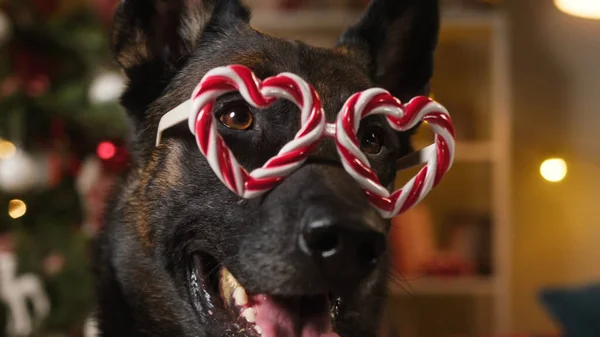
[204, 255, 239, 281]
[387, 267, 419, 297]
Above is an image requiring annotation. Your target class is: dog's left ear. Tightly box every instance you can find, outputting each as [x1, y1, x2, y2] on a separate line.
[112, 0, 250, 74]
[112, 0, 250, 123]
[337, 0, 440, 101]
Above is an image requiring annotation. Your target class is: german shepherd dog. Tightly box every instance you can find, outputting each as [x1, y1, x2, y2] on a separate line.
[94, 0, 440, 336]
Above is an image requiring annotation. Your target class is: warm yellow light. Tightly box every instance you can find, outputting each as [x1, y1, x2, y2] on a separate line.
[8, 199, 27, 219]
[540, 158, 568, 182]
[555, 0, 600, 19]
[0, 139, 16, 160]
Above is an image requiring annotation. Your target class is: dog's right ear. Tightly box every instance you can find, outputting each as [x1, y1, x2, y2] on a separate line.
[337, 0, 439, 101]
[112, 0, 250, 74]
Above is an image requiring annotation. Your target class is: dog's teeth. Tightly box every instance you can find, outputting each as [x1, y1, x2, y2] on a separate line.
[233, 286, 248, 307]
[219, 269, 234, 308]
[241, 308, 256, 323]
[220, 268, 246, 309]
[255, 325, 262, 335]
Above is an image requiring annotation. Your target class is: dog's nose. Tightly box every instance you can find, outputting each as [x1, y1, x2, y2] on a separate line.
[299, 215, 386, 286]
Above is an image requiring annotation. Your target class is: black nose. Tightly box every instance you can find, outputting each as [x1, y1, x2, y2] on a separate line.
[299, 216, 386, 287]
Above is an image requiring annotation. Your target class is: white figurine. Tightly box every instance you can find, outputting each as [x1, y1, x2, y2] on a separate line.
[83, 315, 99, 337]
[0, 252, 50, 337]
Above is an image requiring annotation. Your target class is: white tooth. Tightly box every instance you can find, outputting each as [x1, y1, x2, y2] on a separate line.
[219, 270, 234, 306]
[227, 272, 236, 284]
[233, 286, 248, 307]
[255, 325, 262, 335]
[220, 268, 248, 309]
[242, 308, 256, 323]
[227, 271, 242, 289]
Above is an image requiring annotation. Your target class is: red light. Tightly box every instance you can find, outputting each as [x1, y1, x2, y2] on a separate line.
[97, 141, 116, 160]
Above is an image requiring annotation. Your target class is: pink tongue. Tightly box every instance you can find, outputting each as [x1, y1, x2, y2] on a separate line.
[253, 296, 339, 337]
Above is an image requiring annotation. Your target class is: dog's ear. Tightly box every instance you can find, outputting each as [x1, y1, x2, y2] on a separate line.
[112, 0, 250, 74]
[337, 0, 440, 101]
[111, 0, 250, 124]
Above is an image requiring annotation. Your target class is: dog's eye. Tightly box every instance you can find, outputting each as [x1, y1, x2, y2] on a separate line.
[360, 126, 383, 155]
[219, 104, 253, 130]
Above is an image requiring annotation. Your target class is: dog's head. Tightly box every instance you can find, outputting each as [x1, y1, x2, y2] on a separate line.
[107, 0, 439, 336]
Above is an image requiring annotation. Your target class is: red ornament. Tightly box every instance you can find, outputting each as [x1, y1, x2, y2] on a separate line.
[43, 252, 66, 276]
[48, 151, 64, 187]
[389, 205, 436, 278]
[278, 0, 305, 11]
[50, 119, 67, 140]
[25, 74, 50, 97]
[96, 141, 116, 160]
[422, 252, 474, 277]
[89, 0, 120, 27]
[32, 0, 60, 17]
[103, 145, 130, 173]
[0, 234, 14, 253]
[0, 77, 20, 98]
[8, 46, 53, 97]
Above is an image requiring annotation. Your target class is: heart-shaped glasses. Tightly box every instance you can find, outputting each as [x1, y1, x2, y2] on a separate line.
[156, 65, 455, 218]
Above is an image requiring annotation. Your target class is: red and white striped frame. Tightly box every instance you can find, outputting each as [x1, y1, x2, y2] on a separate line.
[335, 89, 455, 218]
[156, 65, 455, 218]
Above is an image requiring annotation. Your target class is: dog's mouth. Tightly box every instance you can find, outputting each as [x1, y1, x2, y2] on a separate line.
[189, 254, 341, 337]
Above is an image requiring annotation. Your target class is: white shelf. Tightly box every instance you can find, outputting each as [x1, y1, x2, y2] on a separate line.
[250, 8, 500, 33]
[390, 276, 494, 296]
[455, 141, 494, 162]
[441, 9, 502, 30]
[412, 140, 494, 163]
[250, 9, 360, 31]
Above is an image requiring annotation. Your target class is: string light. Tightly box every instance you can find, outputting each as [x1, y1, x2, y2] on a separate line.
[0, 139, 16, 160]
[555, 0, 600, 19]
[540, 158, 568, 182]
[8, 199, 27, 219]
[97, 141, 116, 160]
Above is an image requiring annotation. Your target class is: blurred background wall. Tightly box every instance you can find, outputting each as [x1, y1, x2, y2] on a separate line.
[508, 0, 600, 332]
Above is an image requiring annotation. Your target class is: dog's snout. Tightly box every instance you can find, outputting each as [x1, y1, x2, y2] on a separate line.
[244, 163, 390, 295]
[299, 213, 386, 289]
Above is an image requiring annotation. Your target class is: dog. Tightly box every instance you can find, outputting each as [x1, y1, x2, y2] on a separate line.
[93, 0, 440, 336]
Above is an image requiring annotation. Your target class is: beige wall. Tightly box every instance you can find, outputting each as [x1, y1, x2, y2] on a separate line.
[509, 0, 600, 332]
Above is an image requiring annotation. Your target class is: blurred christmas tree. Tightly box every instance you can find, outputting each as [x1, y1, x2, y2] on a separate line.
[0, 0, 127, 336]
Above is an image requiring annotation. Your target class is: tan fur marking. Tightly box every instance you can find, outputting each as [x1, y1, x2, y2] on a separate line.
[130, 140, 185, 248]
[229, 52, 268, 69]
[335, 45, 350, 55]
[156, 140, 185, 187]
[180, 2, 214, 51]
[134, 153, 160, 248]
[113, 1, 214, 69]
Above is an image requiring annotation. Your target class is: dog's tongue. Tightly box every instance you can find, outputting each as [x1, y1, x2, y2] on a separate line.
[252, 295, 340, 337]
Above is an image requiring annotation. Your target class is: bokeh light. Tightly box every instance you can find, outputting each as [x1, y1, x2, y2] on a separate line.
[97, 141, 116, 160]
[8, 199, 27, 219]
[555, 0, 600, 19]
[0, 139, 16, 160]
[540, 158, 568, 182]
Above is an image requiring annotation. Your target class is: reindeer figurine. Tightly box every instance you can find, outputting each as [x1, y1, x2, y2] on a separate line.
[0, 240, 50, 337]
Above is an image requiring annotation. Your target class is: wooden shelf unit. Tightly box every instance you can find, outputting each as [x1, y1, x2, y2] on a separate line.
[250, 8, 500, 33]
[390, 276, 495, 297]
